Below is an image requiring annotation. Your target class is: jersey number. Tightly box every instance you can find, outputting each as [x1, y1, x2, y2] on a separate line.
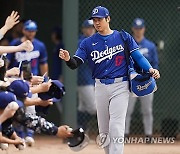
[115, 56, 124, 66]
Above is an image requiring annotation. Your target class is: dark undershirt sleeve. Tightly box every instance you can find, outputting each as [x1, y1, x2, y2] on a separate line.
[65, 57, 83, 70]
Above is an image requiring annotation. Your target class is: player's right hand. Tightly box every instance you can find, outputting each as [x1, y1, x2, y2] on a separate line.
[37, 98, 53, 107]
[56, 125, 73, 138]
[18, 40, 34, 52]
[59, 49, 70, 61]
[39, 81, 52, 93]
[13, 137, 24, 145]
[31, 75, 44, 85]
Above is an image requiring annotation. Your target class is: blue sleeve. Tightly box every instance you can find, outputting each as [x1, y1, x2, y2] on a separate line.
[74, 39, 88, 63]
[151, 45, 159, 69]
[6, 53, 13, 62]
[131, 49, 152, 72]
[39, 43, 48, 64]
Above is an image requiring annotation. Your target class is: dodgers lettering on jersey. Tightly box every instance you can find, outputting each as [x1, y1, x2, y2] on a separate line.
[137, 38, 159, 69]
[7, 38, 48, 75]
[74, 30, 139, 79]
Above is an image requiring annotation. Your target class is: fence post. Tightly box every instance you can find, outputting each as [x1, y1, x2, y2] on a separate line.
[62, 0, 79, 128]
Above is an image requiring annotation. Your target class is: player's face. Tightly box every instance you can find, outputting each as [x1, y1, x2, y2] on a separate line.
[93, 17, 109, 32]
[23, 29, 37, 40]
[132, 27, 145, 38]
[82, 27, 96, 37]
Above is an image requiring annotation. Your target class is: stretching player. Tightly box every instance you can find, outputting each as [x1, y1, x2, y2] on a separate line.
[125, 18, 159, 140]
[59, 6, 160, 154]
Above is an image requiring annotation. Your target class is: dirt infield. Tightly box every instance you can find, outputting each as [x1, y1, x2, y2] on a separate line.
[1, 136, 180, 154]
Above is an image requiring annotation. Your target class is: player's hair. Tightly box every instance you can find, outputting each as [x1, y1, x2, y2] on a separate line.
[105, 16, 110, 22]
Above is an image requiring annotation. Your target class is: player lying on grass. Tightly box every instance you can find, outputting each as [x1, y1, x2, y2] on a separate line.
[0, 11, 33, 57]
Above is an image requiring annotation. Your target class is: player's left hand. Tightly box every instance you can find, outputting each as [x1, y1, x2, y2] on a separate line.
[6, 67, 20, 77]
[56, 125, 73, 138]
[38, 81, 52, 93]
[4, 11, 20, 31]
[149, 68, 160, 79]
[31, 76, 44, 85]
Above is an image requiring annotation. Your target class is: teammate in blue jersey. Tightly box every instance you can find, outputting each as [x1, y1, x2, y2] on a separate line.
[0, 80, 72, 149]
[77, 19, 96, 130]
[125, 18, 159, 140]
[0, 91, 24, 146]
[59, 6, 160, 154]
[7, 20, 48, 76]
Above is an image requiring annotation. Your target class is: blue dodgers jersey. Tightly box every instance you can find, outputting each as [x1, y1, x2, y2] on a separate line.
[74, 30, 139, 79]
[137, 38, 159, 69]
[7, 38, 48, 75]
[77, 35, 95, 85]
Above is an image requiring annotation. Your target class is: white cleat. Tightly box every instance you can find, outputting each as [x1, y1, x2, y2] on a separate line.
[25, 136, 35, 147]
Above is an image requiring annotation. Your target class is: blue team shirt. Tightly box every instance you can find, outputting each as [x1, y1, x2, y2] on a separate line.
[74, 30, 139, 79]
[137, 37, 159, 69]
[7, 38, 48, 75]
[77, 35, 95, 85]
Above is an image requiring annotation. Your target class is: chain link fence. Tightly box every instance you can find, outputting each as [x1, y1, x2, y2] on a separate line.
[77, 0, 180, 138]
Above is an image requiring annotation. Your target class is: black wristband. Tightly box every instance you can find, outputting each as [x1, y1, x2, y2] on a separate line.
[65, 57, 83, 69]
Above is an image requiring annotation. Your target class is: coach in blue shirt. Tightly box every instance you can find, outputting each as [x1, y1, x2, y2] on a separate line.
[125, 18, 159, 140]
[7, 20, 48, 76]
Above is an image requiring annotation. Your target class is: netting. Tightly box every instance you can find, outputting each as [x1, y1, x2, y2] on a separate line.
[77, 0, 180, 138]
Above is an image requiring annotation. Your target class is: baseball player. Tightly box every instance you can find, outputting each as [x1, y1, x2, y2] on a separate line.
[77, 19, 96, 130]
[125, 18, 159, 140]
[59, 6, 160, 154]
[7, 20, 48, 76]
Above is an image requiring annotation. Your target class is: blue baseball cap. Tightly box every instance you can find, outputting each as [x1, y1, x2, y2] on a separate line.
[36, 80, 65, 115]
[132, 18, 145, 28]
[38, 80, 65, 101]
[89, 6, 110, 19]
[82, 19, 94, 27]
[8, 80, 30, 99]
[24, 20, 38, 31]
[0, 91, 24, 109]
